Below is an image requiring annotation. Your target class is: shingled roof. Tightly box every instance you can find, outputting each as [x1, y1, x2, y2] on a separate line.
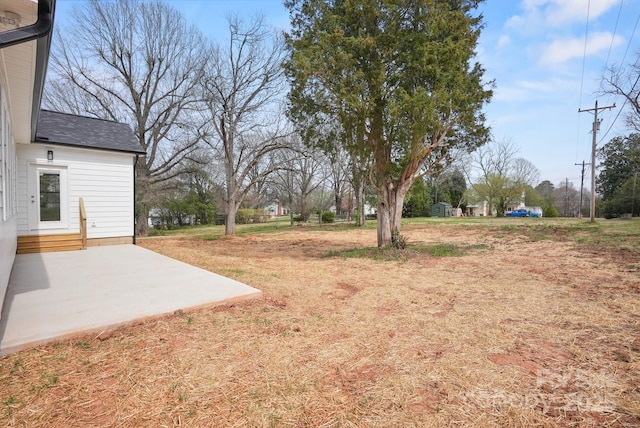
[35, 110, 145, 154]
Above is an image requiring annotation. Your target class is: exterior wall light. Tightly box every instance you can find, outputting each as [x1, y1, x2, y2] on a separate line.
[0, 11, 22, 28]
[47, 150, 53, 161]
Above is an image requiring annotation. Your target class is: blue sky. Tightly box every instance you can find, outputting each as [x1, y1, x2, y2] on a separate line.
[477, 0, 640, 188]
[55, 0, 640, 188]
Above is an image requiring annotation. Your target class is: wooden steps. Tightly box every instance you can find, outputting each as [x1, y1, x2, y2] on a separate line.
[17, 234, 85, 254]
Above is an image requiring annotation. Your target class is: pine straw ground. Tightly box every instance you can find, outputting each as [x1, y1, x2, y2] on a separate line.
[1, 221, 639, 427]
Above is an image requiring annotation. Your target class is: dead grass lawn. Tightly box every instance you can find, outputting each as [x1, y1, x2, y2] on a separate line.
[1, 222, 639, 427]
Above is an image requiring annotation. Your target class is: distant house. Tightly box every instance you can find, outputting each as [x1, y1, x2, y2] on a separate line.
[464, 201, 489, 216]
[1, 0, 144, 315]
[264, 201, 287, 217]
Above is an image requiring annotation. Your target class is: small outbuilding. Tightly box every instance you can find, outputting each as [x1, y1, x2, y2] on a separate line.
[431, 202, 453, 217]
[16, 110, 144, 251]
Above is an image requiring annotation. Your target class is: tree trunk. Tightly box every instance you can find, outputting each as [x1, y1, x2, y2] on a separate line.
[355, 179, 365, 227]
[135, 170, 150, 236]
[136, 208, 149, 236]
[376, 178, 412, 247]
[496, 196, 506, 217]
[225, 177, 238, 235]
[226, 200, 237, 235]
[376, 200, 392, 247]
[225, 161, 237, 235]
[334, 186, 342, 216]
[289, 195, 295, 226]
[376, 180, 395, 247]
[300, 195, 307, 221]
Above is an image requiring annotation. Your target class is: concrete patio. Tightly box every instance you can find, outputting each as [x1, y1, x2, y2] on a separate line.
[0, 245, 261, 356]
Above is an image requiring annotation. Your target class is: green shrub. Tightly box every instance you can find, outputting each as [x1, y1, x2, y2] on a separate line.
[236, 209, 266, 224]
[321, 211, 335, 223]
[391, 228, 408, 249]
[543, 203, 560, 218]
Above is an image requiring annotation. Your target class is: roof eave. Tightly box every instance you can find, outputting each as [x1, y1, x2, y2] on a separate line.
[0, 0, 57, 142]
[33, 138, 147, 156]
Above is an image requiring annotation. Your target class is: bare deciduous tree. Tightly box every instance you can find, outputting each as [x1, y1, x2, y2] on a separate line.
[602, 62, 640, 132]
[512, 158, 541, 187]
[326, 146, 350, 217]
[294, 147, 327, 221]
[553, 181, 587, 218]
[270, 140, 328, 223]
[271, 148, 299, 225]
[44, 0, 209, 235]
[201, 16, 290, 235]
[464, 139, 540, 216]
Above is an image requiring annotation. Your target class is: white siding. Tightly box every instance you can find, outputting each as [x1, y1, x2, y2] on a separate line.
[17, 144, 135, 239]
[0, 71, 18, 310]
[1, 4, 46, 315]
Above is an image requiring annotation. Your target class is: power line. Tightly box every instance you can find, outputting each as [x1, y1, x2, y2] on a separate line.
[576, 0, 592, 164]
[619, 10, 640, 68]
[594, 8, 640, 147]
[578, 0, 591, 109]
[598, 65, 640, 144]
[602, 0, 624, 79]
[597, 0, 625, 129]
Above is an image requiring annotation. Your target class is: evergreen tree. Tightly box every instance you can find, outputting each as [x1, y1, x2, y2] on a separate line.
[597, 134, 640, 215]
[284, 0, 492, 246]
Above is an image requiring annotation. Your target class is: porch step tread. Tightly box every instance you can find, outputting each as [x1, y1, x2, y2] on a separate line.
[18, 233, 81, 243]
[17, 234, 84, 254]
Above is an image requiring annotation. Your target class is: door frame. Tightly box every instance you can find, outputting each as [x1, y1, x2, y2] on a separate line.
[27, 163, 69, 232]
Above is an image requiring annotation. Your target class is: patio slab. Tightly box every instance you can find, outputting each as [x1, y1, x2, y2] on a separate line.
[0, 244, 261, 356]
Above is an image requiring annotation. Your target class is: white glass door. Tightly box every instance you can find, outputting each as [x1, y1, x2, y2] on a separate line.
[28, 164, 68, 231]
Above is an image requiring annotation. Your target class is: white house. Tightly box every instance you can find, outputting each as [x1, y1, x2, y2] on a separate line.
[18, 110, 144, 247]
[1, 0, 144, 315]
[464, 201, 490, 217]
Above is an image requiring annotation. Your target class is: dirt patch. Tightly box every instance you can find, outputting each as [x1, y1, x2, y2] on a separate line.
[1, 224, 638, 427]
[488, 334, 573, 376]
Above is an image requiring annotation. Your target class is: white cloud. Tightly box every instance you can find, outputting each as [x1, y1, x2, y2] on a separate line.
[544, 0, 618, 25]
[540, 31, 623, 64]
[507, 0, 619, 31]
[492, 76, 580, 103]
[498, 35, 511, 48]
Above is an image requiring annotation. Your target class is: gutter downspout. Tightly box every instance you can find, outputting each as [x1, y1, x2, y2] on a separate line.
[133, 154, 139, 245]
[0, 0, 55, 48]
[0, 0, 57, 142]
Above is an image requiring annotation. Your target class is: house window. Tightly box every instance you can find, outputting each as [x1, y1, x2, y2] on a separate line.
[0, 86, 5, 221]
[0, 85, 17, 222]
[39, 171, 61, 221]
[0, 129, 3, 221]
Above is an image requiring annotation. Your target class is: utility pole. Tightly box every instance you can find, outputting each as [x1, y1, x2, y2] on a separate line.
[575, 161, 589, 218]
[578, 101, 616, 223]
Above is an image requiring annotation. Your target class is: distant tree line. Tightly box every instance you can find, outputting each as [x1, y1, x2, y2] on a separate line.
[45, 0, 496, 247]
[598, 52, 640, 218]
[596, 134, 640, 218]
[43, 0, 640, 243]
